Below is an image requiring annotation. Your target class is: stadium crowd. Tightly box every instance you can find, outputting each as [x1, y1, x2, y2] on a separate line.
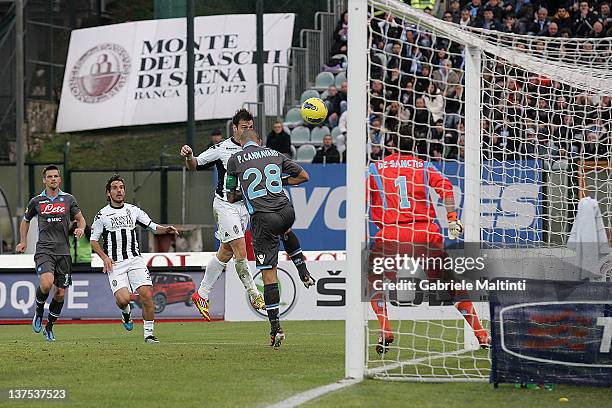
[364, 0, 612, 162]
[273, 1, 610, 164]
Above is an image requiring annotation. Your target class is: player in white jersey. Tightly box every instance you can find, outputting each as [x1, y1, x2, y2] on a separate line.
[180, 109, 265, 320]
[90, 174, 179, 343]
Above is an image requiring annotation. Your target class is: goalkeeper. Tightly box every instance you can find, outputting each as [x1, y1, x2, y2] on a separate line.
[368, 133, 490, 354]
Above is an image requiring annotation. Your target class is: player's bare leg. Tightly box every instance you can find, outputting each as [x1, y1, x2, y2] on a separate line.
[138, 285, 159, 343]
[281, 229, 315, 288]
[33, 272, 53, 334]
[262, 268, 284, 348]
[43, 287, 65, 342]
[47, 288, 64, 340]
[113, 287, 133, 331]
[192, 240, 263, 319]
[227, 238, 265, 309]
[192, 244, 231, 320]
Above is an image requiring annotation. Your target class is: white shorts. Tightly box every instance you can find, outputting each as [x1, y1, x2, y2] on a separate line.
[107, 256, 152, 294]
[213, 195, 249, 243]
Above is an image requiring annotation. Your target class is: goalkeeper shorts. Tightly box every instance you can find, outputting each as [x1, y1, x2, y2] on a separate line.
[376, 221, 444, 247]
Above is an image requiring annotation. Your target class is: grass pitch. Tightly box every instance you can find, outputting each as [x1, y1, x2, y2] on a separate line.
[1, 321, 611, 408]
[0, 321, 342, 408]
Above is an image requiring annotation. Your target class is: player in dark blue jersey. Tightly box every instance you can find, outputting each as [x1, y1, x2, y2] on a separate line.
[226, 130, 313, 347]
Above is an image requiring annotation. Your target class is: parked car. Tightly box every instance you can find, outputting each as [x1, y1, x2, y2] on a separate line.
[130, 272, 196, 314]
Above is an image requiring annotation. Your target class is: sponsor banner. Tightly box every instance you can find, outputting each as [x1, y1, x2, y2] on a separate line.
[490, 279, 612, 386]
[224, 260, 488, 322]
[0, 251, 346, 270]
[285, 162, 542, 250]
[0, 268, 224, 319]
[56, 14, 294, 132]
[284, 164, 346, 251]
[434, 160, 542, 245]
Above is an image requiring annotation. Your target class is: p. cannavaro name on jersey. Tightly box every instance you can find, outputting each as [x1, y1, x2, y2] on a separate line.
[236, 148, 281, 163]
[371, 279, 528, 292]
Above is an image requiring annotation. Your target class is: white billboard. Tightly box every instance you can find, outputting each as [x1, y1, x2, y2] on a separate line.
[224, 260, 489, 326]
[56, 14, 295, 132]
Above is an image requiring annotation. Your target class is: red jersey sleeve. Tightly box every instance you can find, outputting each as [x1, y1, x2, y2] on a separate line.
[368, 172, 383, 226]
[427, 165, 454, 201]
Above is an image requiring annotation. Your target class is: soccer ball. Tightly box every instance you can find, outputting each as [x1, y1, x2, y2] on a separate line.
[301, 97, 328, 125]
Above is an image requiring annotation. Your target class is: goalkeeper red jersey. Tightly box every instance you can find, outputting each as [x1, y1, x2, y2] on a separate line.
[368, 153, 454, 225]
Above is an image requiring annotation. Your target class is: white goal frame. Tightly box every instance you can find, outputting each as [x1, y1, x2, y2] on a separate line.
[345, 0, 483, 380]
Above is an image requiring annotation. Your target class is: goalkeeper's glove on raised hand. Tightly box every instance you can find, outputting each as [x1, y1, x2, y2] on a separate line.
[447, 211, 463, 240]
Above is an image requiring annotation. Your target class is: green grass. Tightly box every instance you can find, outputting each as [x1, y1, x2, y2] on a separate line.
[1, 321, 611, 408]
[305, 381, 612, 408]
[0, 321, 343, 408]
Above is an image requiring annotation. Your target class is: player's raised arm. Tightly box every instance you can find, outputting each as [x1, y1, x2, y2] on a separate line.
[181, 142, 222, 172]
[180, 145, 198, 171]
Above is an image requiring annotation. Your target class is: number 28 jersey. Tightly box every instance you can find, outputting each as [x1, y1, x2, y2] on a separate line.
[368, 153, 454, 225]
[226, 142, 304, 214]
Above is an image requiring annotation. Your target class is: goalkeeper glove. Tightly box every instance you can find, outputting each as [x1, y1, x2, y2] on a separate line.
[447, 211, 463, 240]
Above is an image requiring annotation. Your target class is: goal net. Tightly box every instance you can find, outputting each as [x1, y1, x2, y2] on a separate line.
[345, 0, 612, 381]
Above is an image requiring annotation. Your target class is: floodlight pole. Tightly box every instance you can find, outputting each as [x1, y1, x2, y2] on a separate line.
[256, 0, 265, 136]
[16, 0, 25, 217]
[186, 0, 195, 147]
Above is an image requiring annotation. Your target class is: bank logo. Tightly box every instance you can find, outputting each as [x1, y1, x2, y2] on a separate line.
[69, 43, 131, 103]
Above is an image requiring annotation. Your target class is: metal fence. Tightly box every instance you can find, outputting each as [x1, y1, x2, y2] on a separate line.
[242, 0, 347, 121]
[273, 65, 292, 114]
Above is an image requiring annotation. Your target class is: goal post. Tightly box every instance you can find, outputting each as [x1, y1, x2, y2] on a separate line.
[346, 0, 612, 381]
[345, 0, 368, 381]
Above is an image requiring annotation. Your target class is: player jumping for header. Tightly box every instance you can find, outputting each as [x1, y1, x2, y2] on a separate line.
[180, 109, 265, 320]
[368, 133, 491, 354]
[226, 130, 313, 347]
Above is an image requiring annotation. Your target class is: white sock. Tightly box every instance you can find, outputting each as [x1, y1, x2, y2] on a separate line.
[121, 304, 131, 315]
[198, 256, 227, 299]
[144, 320, 154, 338]
[235, 259, 258, 296]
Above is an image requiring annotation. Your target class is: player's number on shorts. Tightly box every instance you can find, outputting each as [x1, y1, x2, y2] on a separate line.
[394, 176, 411, 209]
[244, 164, 283, 200]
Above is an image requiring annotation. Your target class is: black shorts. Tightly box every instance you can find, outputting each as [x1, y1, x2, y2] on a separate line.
[34, 253, 72, 288]
[250, 205, 295, 270]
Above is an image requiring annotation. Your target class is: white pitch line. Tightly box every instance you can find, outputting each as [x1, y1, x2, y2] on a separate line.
[265, 378, 362, 408]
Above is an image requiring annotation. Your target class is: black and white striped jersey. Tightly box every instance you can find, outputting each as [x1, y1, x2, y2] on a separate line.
[196, 137, 242, 201]
[91, 203, 154, 262]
